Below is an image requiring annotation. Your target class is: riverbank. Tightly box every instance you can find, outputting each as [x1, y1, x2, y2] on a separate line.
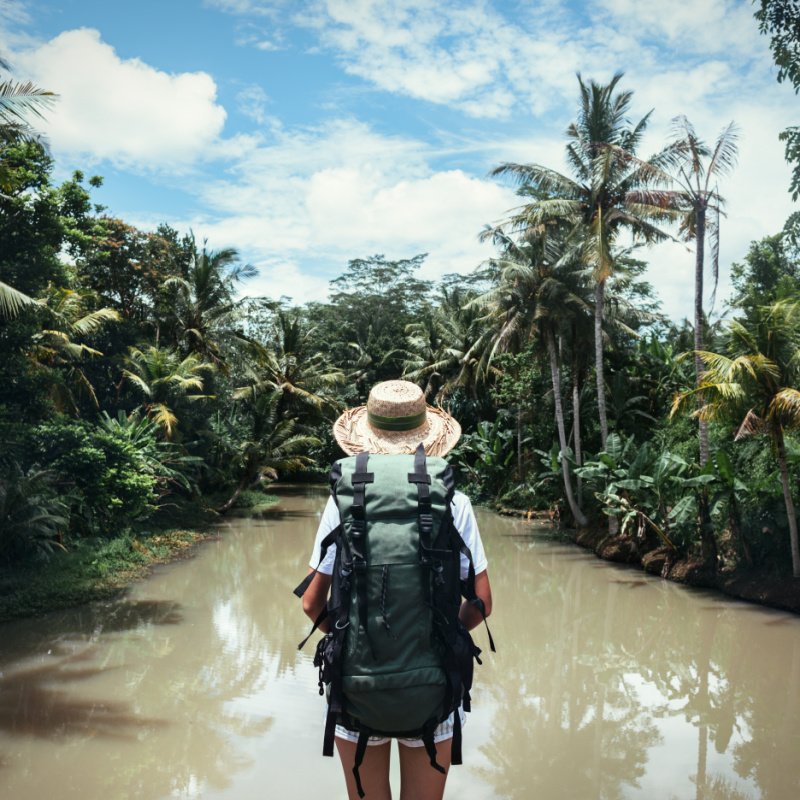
[570, 525, 800, 615]
[0, 492, 279, 623]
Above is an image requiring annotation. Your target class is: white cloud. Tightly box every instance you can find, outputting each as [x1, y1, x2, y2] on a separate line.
[14, 28, 227, 169]
[598, 0, 758, 56]
[236, 84, 270, 125]
[171, 118, 518, 299]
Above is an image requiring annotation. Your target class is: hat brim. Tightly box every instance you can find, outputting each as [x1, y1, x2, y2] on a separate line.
[333, 405, 461, 457]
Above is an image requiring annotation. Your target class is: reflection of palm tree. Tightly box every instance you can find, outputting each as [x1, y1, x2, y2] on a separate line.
[474, 537, 661, 799]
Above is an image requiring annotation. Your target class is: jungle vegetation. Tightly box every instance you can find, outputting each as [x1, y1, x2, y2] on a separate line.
[2, 17, 800, 609]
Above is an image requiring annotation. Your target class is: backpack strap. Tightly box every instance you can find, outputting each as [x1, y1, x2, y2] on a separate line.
[408, 442, 434, 546]
[421, 719, 447, 775]
[350, 451, 375, 656]
[322, 707, 338, 757]
[454, 533, 496, 653]
[451, 707, 463, 766]
[293, 524, 341, 598]
[352, 728, 371, 798]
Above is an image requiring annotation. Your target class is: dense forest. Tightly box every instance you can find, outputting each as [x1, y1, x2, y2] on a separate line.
[2, 3, 800, 615]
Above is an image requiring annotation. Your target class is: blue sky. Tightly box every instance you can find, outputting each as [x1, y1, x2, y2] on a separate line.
[2, 0, 798, 318]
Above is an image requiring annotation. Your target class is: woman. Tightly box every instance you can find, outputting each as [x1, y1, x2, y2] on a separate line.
[301, 380, 493, 800]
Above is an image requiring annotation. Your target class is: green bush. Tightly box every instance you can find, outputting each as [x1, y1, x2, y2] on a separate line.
[30, 416, 158, 537]
[0, 462, 68, 561]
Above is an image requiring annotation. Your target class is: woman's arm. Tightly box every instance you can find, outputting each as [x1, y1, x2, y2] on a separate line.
[302, 568, 333, 633]
[459, 569, 492, 631]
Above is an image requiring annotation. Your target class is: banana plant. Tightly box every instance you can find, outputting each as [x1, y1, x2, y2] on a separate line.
[577, 433, 715, 550]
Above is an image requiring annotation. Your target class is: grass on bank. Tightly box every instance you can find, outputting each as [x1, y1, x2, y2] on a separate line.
[0, 490, 279, 623]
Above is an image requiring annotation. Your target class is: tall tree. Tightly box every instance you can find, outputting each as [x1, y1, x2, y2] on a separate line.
[666, 116, 739, 465]
[672, 299, 800, 577]
[477, 229, 590, 526]
[755, 0, 800, 199]
[403, 284, 494, 401]
[491, 72, 677, 449]
[324, 254, 432, 393]
[0, 54, 56, 191]
[164, 235, 256, 368]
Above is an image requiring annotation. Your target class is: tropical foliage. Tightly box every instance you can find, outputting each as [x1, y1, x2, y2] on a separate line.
[1, 51, 799, 601]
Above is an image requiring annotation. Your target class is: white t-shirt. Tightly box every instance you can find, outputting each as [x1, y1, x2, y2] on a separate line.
[309, 490, 488, 580]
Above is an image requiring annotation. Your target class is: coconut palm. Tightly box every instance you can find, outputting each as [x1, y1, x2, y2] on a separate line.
[666, 116, 739, 465]
[121, 345, 214, 439]
[234, 309, 343, 420]
[163, 234, 256, 367]
[672, 299, 800, 577]
[476, 228, 591, 526]
[403, 285, 495, 401]
[28, 286, 121, 412]
[217, 391, 320, 514]
[1, 55, 56, 192]
[0, 279, 38, 320]
[0, 55, 56, 140]
[491, 72, 678, 449]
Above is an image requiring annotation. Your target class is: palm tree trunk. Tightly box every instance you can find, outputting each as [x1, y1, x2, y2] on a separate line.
[594, 278, 618, 535]
[775, 428, 800, 578]
[547, 327, 588, 527]
[218, 455, 258, 515]
[571, 345, 584, 505]
[695, 205, 710, 466]
[594, 278, 609, 448]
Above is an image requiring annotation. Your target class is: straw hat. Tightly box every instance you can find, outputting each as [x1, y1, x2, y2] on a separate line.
[333, 380, 461, 457]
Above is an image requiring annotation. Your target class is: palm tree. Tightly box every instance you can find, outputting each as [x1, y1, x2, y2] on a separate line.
[0, 279, 38, 319]
[1, 55, 56, 192]
[163, 234, 256, 367]
[666, 116, 739, 465]
[217, 391, 320, 514]
[672, 299, 800, 577]
[0, 55, 56, 139]
[28, 286, 121, 412]
[235, 309, 343, 420]
[476, 228, 591, 526]
[403, 285, 495, 401]
[491, 72, 678, 449]
[121, 345, 214, 439]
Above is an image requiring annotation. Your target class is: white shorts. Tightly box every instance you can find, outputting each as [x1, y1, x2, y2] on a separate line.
[334, 707, 465, 748]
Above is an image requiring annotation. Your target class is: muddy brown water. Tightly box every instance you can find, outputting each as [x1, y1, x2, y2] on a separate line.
[1, 486, 798, 799]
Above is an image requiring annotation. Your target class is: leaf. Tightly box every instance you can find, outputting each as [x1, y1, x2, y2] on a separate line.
[668, 495, 696, 522]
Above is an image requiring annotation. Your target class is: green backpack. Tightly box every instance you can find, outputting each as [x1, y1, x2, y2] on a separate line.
[294, 445, 493, 797]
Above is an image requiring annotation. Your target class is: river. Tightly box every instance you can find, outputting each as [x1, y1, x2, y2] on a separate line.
[0, 485, 798, 799]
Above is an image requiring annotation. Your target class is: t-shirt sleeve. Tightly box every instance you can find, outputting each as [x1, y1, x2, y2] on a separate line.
[309, 495, 339, 575]
[451, 491, 488, 580]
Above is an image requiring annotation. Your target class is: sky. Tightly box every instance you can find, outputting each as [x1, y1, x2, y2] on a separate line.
[2, 0, 798, 320]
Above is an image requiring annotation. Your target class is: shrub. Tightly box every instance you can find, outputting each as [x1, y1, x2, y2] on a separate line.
[30, 416, 158, 536]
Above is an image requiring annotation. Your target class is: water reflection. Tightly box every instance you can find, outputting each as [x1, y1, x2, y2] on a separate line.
[0, 488, 798, 799]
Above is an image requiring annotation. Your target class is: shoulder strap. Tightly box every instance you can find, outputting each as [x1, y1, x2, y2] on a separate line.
[350, 452, 375, 656]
